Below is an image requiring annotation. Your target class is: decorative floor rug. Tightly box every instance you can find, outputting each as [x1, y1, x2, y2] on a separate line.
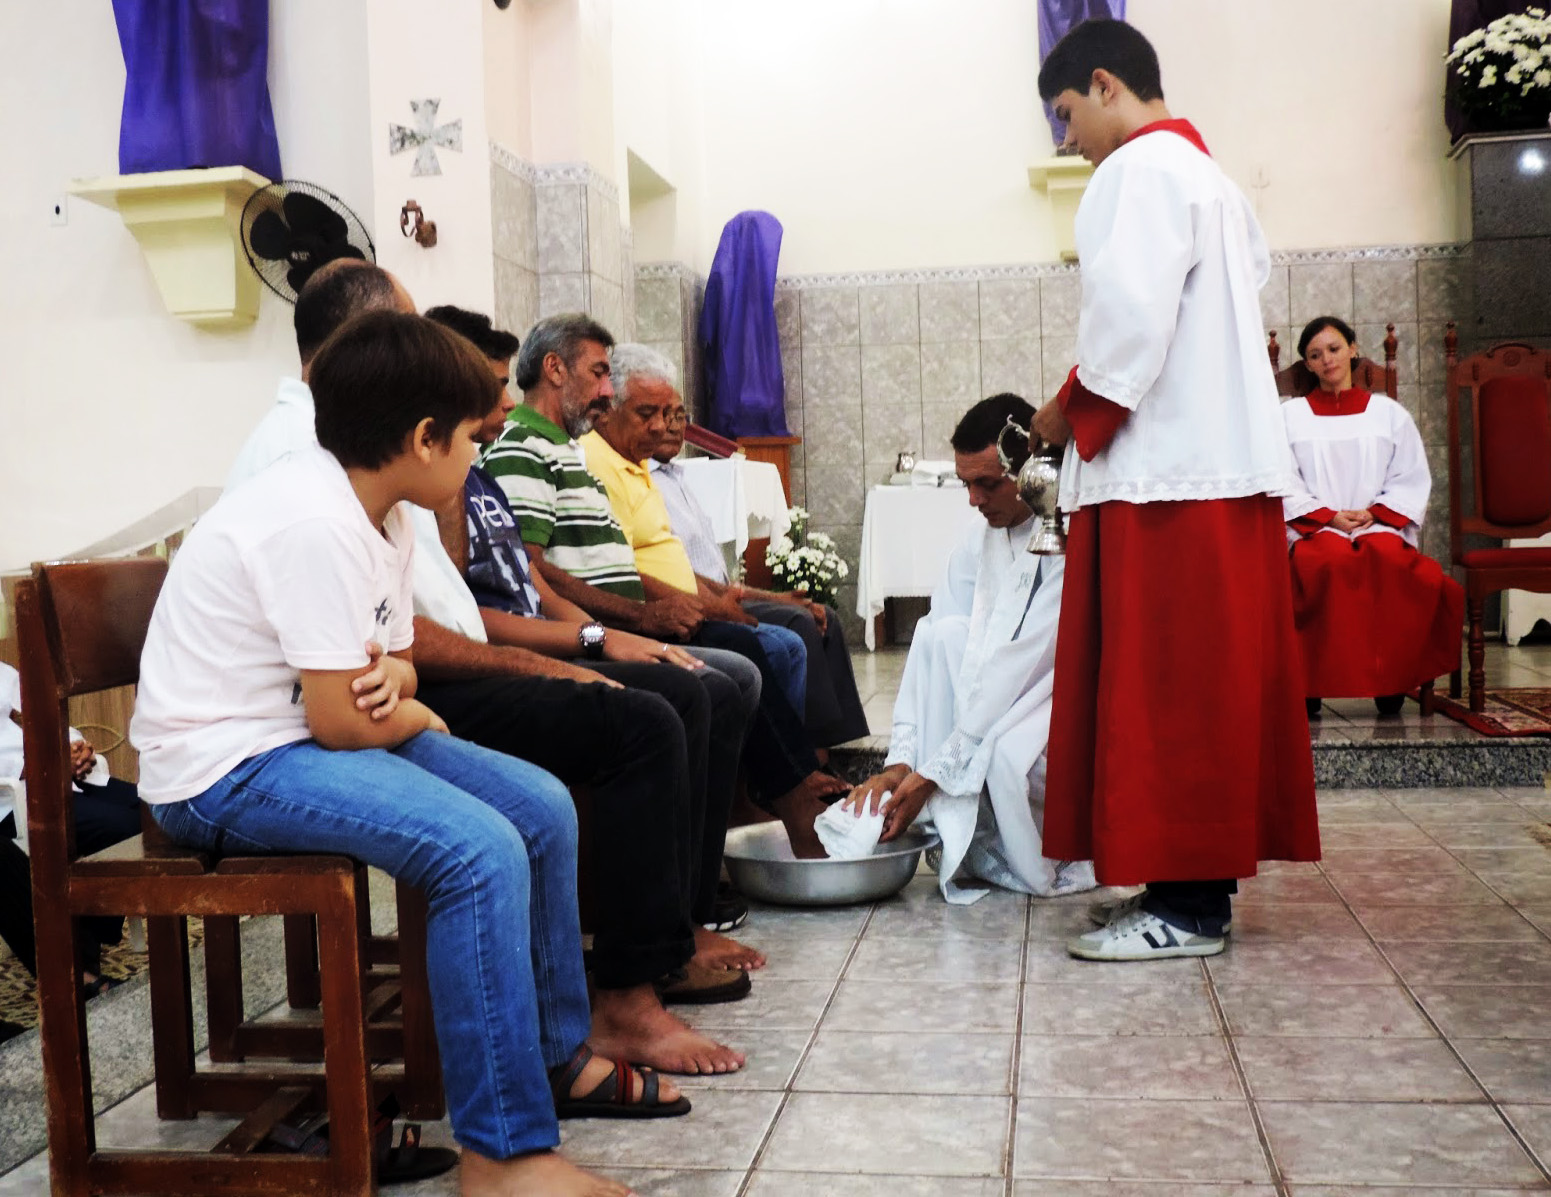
[0, 918, 204, 1034]
[1430, 687, 1551, 736]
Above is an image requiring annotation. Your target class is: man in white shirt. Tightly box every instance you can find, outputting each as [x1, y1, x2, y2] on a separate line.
[844, 395, 1096, 904]
[138, 310, 673, 1192]
[1031, 19, 1319, 962]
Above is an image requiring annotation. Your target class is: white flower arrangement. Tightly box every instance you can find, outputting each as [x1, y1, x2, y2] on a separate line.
[765, 506, 850, 605]
[1446, 8, 1551, 131]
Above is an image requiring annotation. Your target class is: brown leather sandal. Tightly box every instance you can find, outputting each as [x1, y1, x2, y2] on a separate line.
[549, 1044, 691, 1120]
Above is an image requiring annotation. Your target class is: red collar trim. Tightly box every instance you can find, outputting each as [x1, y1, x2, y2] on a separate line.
[1122, 118, 1211, 157]
[1305, 388, 1371, 416]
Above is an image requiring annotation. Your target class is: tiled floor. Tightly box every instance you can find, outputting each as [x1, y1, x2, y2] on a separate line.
[4, 782, 1550, 1194]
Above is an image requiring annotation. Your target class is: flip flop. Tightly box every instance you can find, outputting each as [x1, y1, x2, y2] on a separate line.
[259, 1095, 458, 1185]
[550, 1044, 691, 1120]
[655, 961, 752, 1005]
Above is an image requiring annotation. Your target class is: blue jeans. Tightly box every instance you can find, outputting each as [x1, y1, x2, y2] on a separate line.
[752, 621, 807, 714]
[151, 732, 587, 1160]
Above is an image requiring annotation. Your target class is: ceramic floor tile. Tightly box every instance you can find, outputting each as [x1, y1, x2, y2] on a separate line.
[1018, 1034, 1239, 1100]
[1235, 1035, 1480, 1101]
[604, 1169, 745, 1197]
[747, 1174, 1003, 1196]
[1503, 1103, 1551, 1165]
[742, 937, 854, 982]
[0, 1158, 50, 1196]
[1012, 1097, 1269, 1182]
[1015, 1185, 1276, 1196]
[1021, 980, 1219, 1036]
[1523, 905, 1551, 935]
[795, 1030, 1013, 1095]
[1354, 903, 1548, 942]
[1226, 904, 1367, 941]
[1384, 940, 1551, 987]
[559, 1089, 782, 1170]
[1450, 846, 1551, 873]
[1234, 873, 1343, 903]
[824, 980, 1020, 1033]
[1404, 801, 1542, 825]
[1415, 984, 1551, 1039]
[676, 981, 836, 1033]
[1453, 1039, 1551, 1103]
[1204, 939, 1395, 985]
[1310, 803, 1413, 826]
[1287, 1188, 1548, 1196]
[1320, 822, 1437, 847]
[672, 1030, 813, 1092]
[1321, 846, 1473, 874]
[845, 935, 1022, 983]
[1390, 787, 1522, 806]
[866, 888, 1029, 940]
[760, 1092, 1008, 1176]
[1026, 901, 1103, 941]
[740, 905, 871, 939]
[1258, 1101, 1544, 1186]
[1325, 869, 1508, 906]
[1477, 871, 1551, 905]
[1427, 822, 1551, 849]
[1214, 982, 1435, 1038]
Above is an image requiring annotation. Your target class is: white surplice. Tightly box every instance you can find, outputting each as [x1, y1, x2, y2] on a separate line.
[1281, 394, 1431, 548]
[885, 516, 1097, 904]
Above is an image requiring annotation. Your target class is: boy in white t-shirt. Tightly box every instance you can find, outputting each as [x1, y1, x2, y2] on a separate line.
[132, 311, 667, 1197]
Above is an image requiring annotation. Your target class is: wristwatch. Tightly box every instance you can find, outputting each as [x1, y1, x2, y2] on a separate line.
[578, 621, 607, 660]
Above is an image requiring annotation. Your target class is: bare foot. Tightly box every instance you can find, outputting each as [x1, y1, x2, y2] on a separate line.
[771, 770, 847, 858]
[693, 925, 766, 971]
[561, 1033, 689, 1101]
[590, 985, 745, 1074]
[461, 1147, 632, 1196]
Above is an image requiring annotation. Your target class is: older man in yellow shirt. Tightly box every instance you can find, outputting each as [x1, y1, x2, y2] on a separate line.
[578, 345, 810, 717]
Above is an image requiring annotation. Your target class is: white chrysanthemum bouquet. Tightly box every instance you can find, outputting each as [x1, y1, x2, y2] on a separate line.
[1446, 8, 1551, 132]
[765, 505, 851, 606]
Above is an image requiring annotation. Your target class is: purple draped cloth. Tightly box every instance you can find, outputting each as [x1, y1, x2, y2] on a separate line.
[112, 0, 282, 180]
[698, 211, 791, 438]
[1038, 0, 1126, 147]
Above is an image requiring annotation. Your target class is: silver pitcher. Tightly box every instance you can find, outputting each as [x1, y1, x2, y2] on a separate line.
[995, 415, 1066, 555]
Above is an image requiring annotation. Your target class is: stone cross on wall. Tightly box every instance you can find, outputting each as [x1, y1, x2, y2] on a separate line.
[388, 99, 463, 177]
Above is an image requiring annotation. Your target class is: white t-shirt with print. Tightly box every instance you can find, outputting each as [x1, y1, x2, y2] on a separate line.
[131, 445, 416, 804]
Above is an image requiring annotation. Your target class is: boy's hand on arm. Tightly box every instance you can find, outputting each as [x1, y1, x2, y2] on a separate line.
[301, 670, 442, 751]
[351, 641, 417, 721]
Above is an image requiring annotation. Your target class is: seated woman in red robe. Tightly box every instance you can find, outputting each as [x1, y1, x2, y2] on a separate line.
[1282, 316, 1464, 716]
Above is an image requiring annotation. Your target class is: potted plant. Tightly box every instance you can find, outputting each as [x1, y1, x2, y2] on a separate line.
[1446, 8, 1551, 135]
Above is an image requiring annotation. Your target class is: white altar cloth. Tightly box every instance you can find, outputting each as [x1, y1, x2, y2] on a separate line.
[856, 484, 980, 649]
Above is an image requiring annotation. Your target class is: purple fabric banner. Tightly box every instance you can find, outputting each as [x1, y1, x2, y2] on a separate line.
[112, 0, 282, 180]
[698, 211, 791, 439]
[1039, 0, 1126, 147]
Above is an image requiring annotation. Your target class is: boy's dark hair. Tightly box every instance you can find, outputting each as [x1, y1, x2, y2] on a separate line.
[515, 313, 616, 391]
[425, 304, 521, 361]
[952, 393, 1036, 472]
[1037, 18, 1164, 104]
[294, 260, 402, 364]
[1297, 315, 1358, 359]
[309, 311, 503, 470]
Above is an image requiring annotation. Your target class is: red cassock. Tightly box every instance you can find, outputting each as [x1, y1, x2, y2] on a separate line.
[1282, 389, 1464, 698]
[1042, 376, 1322, 885]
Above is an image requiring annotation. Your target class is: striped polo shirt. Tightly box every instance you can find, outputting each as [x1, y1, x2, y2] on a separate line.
[479, 403, 647, 599]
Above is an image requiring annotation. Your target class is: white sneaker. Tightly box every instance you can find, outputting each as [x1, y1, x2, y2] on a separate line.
[1067, 907, 1226, 961]
[1086, 891, 1232, 935]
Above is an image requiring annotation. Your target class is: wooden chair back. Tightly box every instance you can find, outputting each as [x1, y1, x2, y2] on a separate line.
[1268, 324, 1399, 399]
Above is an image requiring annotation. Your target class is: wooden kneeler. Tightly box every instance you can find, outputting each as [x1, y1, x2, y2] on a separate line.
[19, 558, 387, 1196]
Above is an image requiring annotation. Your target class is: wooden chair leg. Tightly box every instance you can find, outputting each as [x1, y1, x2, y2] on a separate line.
[1419, 679, 1436, 716]
[147, 914, 198, 1121]
[34, 910, 96, 1196]
[316, 876, 374, 1196]
[394, 880, 444, 1119]
[283, 914, 322, 1010]
[1467, 596, 1487, 713]
[203, 915, 245, 1062]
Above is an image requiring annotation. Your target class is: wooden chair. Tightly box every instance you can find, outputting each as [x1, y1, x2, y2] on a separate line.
[1443, 325, 1551, 711]
[1268, 323, 1399, 398]
[18, 557, 383, 1195]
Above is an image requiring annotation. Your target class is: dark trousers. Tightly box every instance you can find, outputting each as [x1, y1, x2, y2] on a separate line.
[691, 620, 821, 807]
[1142, 879, 1238, 938]
[418, 672, 697, 989]
[0, 777, 142, 975]
[743, 600, 870, 747]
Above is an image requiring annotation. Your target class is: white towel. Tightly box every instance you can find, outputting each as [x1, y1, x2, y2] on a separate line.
[814, 797, 887, 860]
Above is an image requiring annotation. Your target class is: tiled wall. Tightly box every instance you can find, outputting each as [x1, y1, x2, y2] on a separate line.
[489, 145, 636, 351]
[639, 247, 1472, 645]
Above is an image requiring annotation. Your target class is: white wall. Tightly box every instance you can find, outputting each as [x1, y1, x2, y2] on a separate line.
[613, 0, 1459, 275]
[0, 0, 373, 572]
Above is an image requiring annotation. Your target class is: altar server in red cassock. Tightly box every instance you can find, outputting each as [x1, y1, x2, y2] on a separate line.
[1283, 316, 1464, 715]
[1030, 19, 1320, 962]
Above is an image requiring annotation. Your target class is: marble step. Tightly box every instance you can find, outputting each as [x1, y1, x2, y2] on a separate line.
[827, 733, 1551, 790]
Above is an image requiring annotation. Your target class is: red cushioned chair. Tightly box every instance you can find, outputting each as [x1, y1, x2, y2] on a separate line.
[1443, 325, 1551, 711]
